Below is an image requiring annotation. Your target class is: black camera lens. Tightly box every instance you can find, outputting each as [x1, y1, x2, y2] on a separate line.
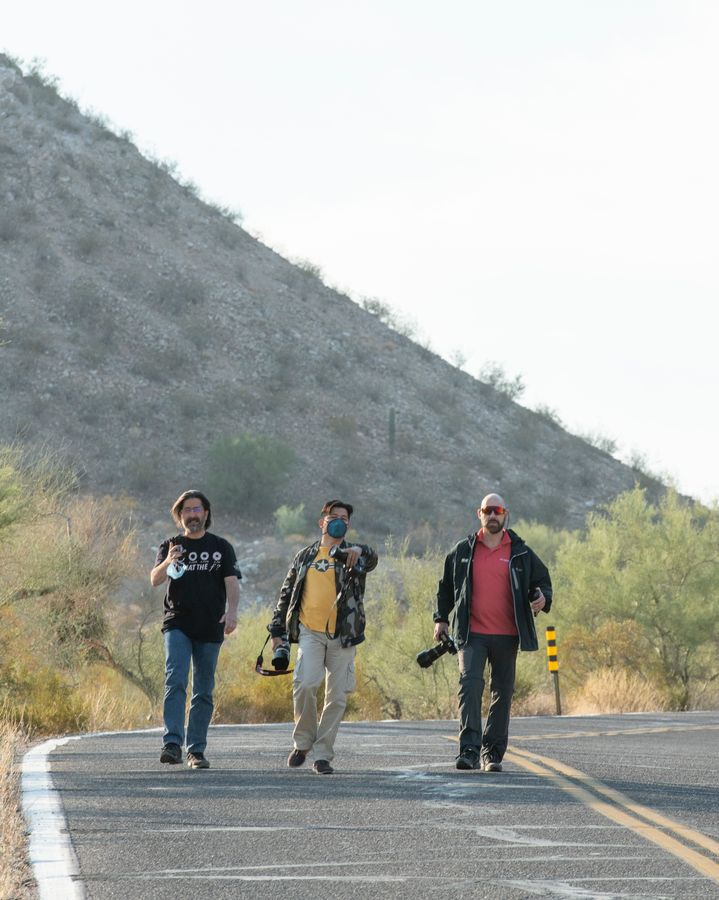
[416, 635, 457, 668]
[272, 643, 290, 671]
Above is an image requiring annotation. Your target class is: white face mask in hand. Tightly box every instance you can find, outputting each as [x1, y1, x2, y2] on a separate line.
[167, 560, 187, 579]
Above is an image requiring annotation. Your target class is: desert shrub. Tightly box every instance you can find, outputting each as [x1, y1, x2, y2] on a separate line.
[65, 279, 116, 341]
[126, 454, 161, 493]
[130, 347, 180, 383]
[0, 716, 33, 899]
[511, 519, 575, 568]
[422, 384, 455, 414]
[568, 667, 668, 715]
[328, 416, 357, 440]
[151, 271, 207, 313]
[176, 389, 206, 419]
[213, 609, 293, 722]
[362, 547, 459, 720]
[579, 430, 618, 455]
[534, 404, 564, 428]
[213, 219, 243, 250]
[478, 362, 525, 400]
[75, 229, 104, 259]
[8, 79, 31, 104]
[206, 433, 296, 518]
[273, 503, 308, 537]
[0, 459, 24, 536]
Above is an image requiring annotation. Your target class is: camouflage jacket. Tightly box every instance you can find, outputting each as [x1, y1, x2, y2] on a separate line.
[269, 539, 378, 647]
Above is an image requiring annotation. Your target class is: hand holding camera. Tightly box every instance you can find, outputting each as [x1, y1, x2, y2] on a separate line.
[329, 544, 365, 571]
[416, 635, 458, 668]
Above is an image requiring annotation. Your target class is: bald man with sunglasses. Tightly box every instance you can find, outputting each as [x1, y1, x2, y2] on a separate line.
[434, 493, 552, 772]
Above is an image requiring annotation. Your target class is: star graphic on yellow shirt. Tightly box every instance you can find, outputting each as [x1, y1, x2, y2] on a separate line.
[314, 559, 332, 572]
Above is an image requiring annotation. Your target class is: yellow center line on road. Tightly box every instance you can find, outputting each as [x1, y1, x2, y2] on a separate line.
[509, 746, 719, 858]
[441, 734, 719, 884]
[505, 747, 719, 884]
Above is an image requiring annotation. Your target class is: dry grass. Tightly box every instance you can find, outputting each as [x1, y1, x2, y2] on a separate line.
[0, 719, 37, 899]
[566, 667, 669, 715]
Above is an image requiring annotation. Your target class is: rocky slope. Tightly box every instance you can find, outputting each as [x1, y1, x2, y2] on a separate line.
[0, 55, 658, 543]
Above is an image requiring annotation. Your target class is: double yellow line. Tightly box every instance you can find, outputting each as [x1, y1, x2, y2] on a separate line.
[506, 746, 719, 883]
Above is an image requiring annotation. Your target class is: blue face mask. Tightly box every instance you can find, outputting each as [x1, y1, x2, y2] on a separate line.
[326, 518, 348, 539]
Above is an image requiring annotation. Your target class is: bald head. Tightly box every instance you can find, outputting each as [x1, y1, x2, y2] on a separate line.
[477, 493, 508, 534]
[481, 493, 505, 510]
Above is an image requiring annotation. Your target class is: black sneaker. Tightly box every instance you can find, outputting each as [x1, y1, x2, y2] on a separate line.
[455, 747, 480, 770]
[288, 749, 308, 768]
[160, 743, 182, 765]
[483, 758, 503, 773]
[187, 752, 210, 769]
[312, 759, 334, 775]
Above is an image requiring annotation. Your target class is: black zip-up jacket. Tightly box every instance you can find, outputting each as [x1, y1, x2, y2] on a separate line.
[269, 540, 378, 647]
[434, 529, 552, 651]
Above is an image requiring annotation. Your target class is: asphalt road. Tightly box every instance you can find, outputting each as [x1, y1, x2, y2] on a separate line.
[23, 711, 719, 899]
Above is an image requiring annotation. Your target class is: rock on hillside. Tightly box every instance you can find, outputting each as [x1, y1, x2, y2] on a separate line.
[0, 55, 659, 541]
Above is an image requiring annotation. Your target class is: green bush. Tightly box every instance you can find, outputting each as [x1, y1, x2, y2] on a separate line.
[273, 503, 308, 537]
[207, 433, 296, 518]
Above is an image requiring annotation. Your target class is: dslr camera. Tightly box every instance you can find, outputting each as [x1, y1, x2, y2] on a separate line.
[416, 635, 457, 668]
[329, 544, 366, 572]
[272, 640, 291, 671]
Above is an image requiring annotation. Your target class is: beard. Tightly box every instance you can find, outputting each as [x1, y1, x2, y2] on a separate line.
[485, 519, 503, 533]
[185, 518, 203, 533]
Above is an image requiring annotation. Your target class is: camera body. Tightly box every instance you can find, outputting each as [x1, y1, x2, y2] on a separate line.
[329, 544, 366, 572]
[272, 640, 291, 671]
[416, 635, 458, 668]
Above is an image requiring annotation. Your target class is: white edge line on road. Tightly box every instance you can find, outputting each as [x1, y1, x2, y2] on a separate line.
[21, 736, 85, 900]
[19, 723, 297, 898]
[20, 728, 160, 899]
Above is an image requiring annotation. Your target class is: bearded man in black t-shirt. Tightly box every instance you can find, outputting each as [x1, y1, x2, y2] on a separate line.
[151, 489, 241, 769]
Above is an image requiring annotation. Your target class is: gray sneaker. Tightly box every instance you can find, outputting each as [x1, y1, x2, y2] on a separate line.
[187, 752, 210, 769]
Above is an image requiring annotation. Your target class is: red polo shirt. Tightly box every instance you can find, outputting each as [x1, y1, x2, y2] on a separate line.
[470, 529, 517, 635]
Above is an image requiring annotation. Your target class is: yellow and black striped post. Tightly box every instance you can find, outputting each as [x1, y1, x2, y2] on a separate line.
[546, 625, 562, 715]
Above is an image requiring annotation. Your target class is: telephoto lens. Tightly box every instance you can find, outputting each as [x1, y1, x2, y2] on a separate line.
[272, 641, 291, 671]
[416, 636, 457, 668]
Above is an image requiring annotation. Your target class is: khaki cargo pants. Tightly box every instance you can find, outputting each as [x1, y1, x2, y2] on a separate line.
[292, 624, 356, 762]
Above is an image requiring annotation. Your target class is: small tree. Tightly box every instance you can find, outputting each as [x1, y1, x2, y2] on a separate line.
[554, 488, 719, 708]
[207, 434, 296, 518]
[478, 361, 525, 401]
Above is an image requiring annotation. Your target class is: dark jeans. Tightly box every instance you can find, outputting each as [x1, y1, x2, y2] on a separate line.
[163, 629, 222, 754]
[457, 632, 519, 762]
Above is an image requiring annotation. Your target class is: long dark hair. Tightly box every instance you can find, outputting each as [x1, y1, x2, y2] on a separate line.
[171, 489, 212, 528]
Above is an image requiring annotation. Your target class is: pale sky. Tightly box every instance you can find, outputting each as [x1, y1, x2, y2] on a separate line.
[4, 1, 718, 504]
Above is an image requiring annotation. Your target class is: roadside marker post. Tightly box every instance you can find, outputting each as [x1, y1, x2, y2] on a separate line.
[546, 625, 562, 715]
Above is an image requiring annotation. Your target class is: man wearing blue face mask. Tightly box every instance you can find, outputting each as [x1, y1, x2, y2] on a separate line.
[269, 499, 378, 774]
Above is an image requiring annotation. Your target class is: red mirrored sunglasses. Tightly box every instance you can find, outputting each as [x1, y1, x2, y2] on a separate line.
[481, 506, 507, 516]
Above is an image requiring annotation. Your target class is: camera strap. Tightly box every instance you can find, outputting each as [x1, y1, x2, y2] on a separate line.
[324, 576, 353, 639]
[254, 634, 294, 677]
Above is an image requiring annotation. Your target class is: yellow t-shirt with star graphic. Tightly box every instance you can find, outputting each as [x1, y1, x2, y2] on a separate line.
[300, 546, 338, 632]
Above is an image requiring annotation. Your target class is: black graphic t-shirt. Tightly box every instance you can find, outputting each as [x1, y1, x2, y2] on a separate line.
[156, 532, 241, 642]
